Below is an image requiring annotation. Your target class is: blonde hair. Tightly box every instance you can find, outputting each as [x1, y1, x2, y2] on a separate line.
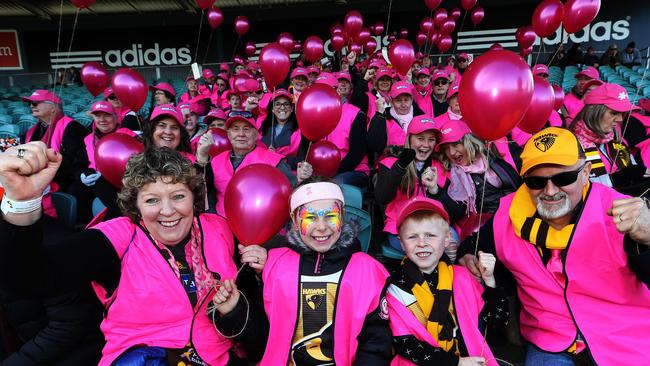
[439, 133, 501, 170]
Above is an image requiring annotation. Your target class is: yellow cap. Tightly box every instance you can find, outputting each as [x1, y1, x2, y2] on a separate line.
[520, 127, 582, 176]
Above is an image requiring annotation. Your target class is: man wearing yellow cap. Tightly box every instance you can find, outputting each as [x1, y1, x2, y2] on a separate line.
[458, 127, 650, 366]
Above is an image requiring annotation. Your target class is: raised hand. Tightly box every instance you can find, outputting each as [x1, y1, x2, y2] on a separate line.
[0, 142, 61, 201]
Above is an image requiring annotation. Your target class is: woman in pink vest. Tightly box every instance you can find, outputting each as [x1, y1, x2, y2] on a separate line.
[289, 67, 309, 102]
[412, 68, 434, 116]
[257, 89, 303, 168]
[179, 103, 207, 153]
[349, 67, 395, 121]
[568, 83, 649, 195]
[388, 197, 507, 366]
[142, 104, 196, 163]
[0, 146, 268, 365]
[104, 86, 142, 131]
[562, 66, 600, 119]
[210, 73, 231, 110]
[149, 82, 176, 107]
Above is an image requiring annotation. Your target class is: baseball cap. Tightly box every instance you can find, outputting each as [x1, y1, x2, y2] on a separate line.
[520, 127, 584, 176]
[88, 101, 115, 116]
[216, 72, 229, 82]
[532, 64, 549, 76]
[415, 68, 431, 77]
[247, 62, 260, 72]
[432, 69, 449, 81]
[314, 72, 338, 88]
[389, 81, 413, 99]
[369, 60, 385, 69]
[149, 82, 176, 97]
[178, 102, 195, 115]
[583, 83, 640, 113]
[457, 52, 469, 61]
[225, 114, 256, 129]
[407, 115, 440, 136]
[447, 81, 460, 100]
[290, 67, 308, 79]
[582, 78, 604, 91]
[22, 90, 61, 105]
[272, 88, 293, 101]
[219, 63, 230, 72]
[239, 79, 262, 93]
[185, 75, 196, 82]
[575, 66, 599, 80]
[396, 197, 450, 230]
[203, 108, 227, 123]
[376, 68, 394, 80]
[335, 71, 352, 83]
[103, 87, 115, 100]
[306, 66, 320, 75]
[150, 104, 184, 126]
[435, 120, 471, 151]
[202, 68, 215, 79]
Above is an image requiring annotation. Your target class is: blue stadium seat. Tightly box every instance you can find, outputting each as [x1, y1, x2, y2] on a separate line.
[345, 206, 372, 253]
[0, 124, 20, 136]
[340, 184, 363, 209]
[51, 192, 77, 228]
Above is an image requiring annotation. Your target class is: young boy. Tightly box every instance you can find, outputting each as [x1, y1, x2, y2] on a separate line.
[387, 197, 507, 366]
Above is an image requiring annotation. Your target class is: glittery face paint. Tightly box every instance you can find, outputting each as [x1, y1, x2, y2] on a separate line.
[298, 202, 342, 235]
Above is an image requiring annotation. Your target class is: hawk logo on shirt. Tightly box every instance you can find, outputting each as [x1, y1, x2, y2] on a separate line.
[533, 133, 557, 152]
[303, 288, 326, 310]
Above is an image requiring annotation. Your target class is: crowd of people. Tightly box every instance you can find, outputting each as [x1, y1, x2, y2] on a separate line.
[548, 41, 644, 69]
[0, 41, 650, 366]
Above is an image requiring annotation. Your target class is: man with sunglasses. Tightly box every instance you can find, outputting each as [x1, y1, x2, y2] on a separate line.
[431, 70, 450, 117]
[458, 127, 650, 366]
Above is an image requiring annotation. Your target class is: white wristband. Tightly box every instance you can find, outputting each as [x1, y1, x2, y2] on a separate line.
[1, 194, 43, 215]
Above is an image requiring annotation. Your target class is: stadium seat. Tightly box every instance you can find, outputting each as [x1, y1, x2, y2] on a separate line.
[381, 243, 405, 260]
[340, 184, 363, 209]
[0, 124, 20, 136]
[0, 115, 12, 125]
[51, 192, 78, 228]
[345, 206, 372, 253]
[92, 197, 107, 217]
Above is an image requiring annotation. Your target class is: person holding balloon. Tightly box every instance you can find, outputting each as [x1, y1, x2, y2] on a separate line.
[103, 87, 143, 132]
[0, 145, 268, 365]
[350, 67, 394, 121]
[258, 89, 303, 168]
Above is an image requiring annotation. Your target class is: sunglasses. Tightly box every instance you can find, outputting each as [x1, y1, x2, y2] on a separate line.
[29, 101, 39, 107]
[107, 95, 118, 101]
[458, 59, 468, 63]
[433, 79, 449, 86]
[523, 163, 586, 190]
[228, 110, 254, 119]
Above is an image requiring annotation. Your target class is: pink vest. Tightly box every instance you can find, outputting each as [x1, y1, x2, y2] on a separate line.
[325, 103, 370, 175]
[366, 92, 378, 123]
[379, 156, 448, 235]
[412, 88, 434, 117]
[261, 247, 389, 365]
[549, 110, 564, 127]
[493, 184, 650, 364]
[84, 128, 136, 170]
[564, 92, 584, 118]
[387, 266, 497, 366]
[92, 214, 238, 366]
[211, 146, 284, 217]
[493, 138, 519, 172]
[271, 129, 301, 158]
[510, 126, 531, 147]
[632, 113, 650, 166]
[384, 114, 408, 148]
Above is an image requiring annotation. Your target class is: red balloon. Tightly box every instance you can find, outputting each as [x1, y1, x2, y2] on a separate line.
[470, 6, 485, 26]
[434, 8, 448, 28]
[357, 27, 372, 44]
[94, 133, 144, 189]
[70, 0, 95, 9]
[80, 62, 109, 97]
[349, 43, 362, 55]
[563, 0, 601, 34]
[296, 83, 342, 142]
[458, 50, 534, 141]
[207, 8, 223, 29]
[552, 84, 565, 111]
[373, 22, 385, 36]
[344, 11, 364, 37]
[233, 76, 248, 94]
[195, 0, 215, 9]
[245, 42, 256, 57]
[293, 41, 302, 53]
[304, 36, 324, 63]
[450, 7, 462, 20]
[518, 76, 555, 134]
[331, 33, 346, 52]
[234, 16, 250, 37]
[520, 46, 533, 57]
[259, 43, 291, 91]
[436, 35, 453, 53]
[416, 51, 425, 59]
[440, 19, 456, 35]
[424, 0, 442, 10]
[516, 26, 537, 49]
[307, 141, 342, 177]
[420, 17, 434, 33]
[208, 128, 232, 158]
[416, 31, 428, 47]
[388, 35, 397, 43]
[224, 164, 292, 245]
[429, 31, 440, 45]
[399, 28, 409, 39]
[277, 32, 294, 53]
[111, 68, 147, 112]
[461, 0, 477, 11]
[489, 43, 504, 51]
[532, 0, 564, 38]
[365, 39, 378, 55]
[388, 40, 415, 76]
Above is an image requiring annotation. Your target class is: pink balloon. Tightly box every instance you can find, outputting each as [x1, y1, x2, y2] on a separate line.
[245, 42, 256, 57]
[277, 32, 294, 53]
[357, 27, 371, 44]
[208, 128, 232, 158]
[259, 43, 291, 91]
[424, 0, 442, 10]
[307, 141, 342, 177]
[520, 46, 533, 57]
[563, 0, 601, 34]
[399, 28, 409, 39]
[429, 31, 440, 45]
[434, 8, 448, 28]
[489, 43, 504, 51]
[80, 62, 109, 97]
[331, 23, 344, 35]
[516, 26, 537, 49]
[440, 19, 456, 35]
[532, 0, 564, 38]
[461, 0, 477, 11]
[552, 84, 565, 111]
[111, 68, 147, 112]
[388, 35, 397, 43]
[304, 36, 324, 63]
[373, 22, 385, 36]
[207, 8, 223, 29]
[293, 41, 302, 53]
[518, 76, 555, 134]
[195, 0, 215, 9]
[416, 31, 428, 47]
[94, 133, 144, 189]
[458, 50, 534, 141]
[416, 51, 425, 59]
[450, 7, 462, 20]
[224, 164, 292, 245]
[349, 43, 362, 55]
[234, 16, 250, 37]
[388, 39, 415, 76]
[70, 0, 95, 9]
[470, 6, 485, 26]
[365, 39, 378, 55]
[331, 33, 346, 52]
[344, 10, 364, 37]
[420, 17, 434, 33]
[233, 55, 245, 65]
[296, 83, 342, 142]
[436, 35, 453, 53]
[233, 76, 249, 94]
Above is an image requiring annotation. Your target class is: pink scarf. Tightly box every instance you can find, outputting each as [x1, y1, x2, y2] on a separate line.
[414, 83, 431, 96]
[447, 108, 462, 121]
[448, 157, 501, 214]
[573, 120, 613, 148]
[390, 106, 414, 132]
[377, 89, 392, 105]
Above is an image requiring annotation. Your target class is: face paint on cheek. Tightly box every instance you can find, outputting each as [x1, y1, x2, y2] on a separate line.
[324, 204, 342, 231]
[298, 206, 316, 236]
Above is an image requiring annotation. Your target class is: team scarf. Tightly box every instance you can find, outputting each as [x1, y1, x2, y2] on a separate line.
[573, 119, 631, 176]
[509, 182, 589, 251]
[402, 256, 459, 353]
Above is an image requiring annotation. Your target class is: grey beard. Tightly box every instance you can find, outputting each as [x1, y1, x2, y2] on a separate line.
[536, 192, 572, 220]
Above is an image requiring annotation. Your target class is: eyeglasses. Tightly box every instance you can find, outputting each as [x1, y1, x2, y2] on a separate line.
[433, 79, 448, 86]
[216, 83, 227, 87]
[458, 59, 468, 63]
[274, 102, 292, 109]
[228, 110, 253, 119]
[523, 163, 586, 190]
[107, 95, 118, 101]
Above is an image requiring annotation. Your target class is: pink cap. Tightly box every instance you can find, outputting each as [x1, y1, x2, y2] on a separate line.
[233, 57, 245, 66]
[216, 72, 229, 82]
[150, 104, 184, 126]
[583, 78, 604, 90]
[415, 68, 431, 77]
[178, 102, 194, 115]
[389, 81, 413, 99]
[532, 64, 549, 76]
[88, 101, 115, 116]
[407, 115, 439, 136]
[335, 71, 352, 83]
[235, 69, 252, 78]
[272, 88, 293, 101]
[436, 120, 472, 151]
[149, 82, 176, 97]
[447, 81, 460, 99]
[376, 68, 394, 80]
[226, 115, 256, 129]
[22, 89, 61, 105]
[369, 60, 385, 69]
[457, 52, 469, 61]
[575, 66, 599, 80]
[219, 63, 230, 72]
[202, 68, 215, 79]
[224, 90, 239, 100]
[432, 69, 449, 81]
[247, 62, 259, 71]
[290, 67, 308, 79]
[185, 75, 196, 82]
[583, 83, 640, 112]
[314, 72, 338, 88]
[396, 197, 449, 229]
[204, 108, 227, 122]
[103, 87, 115, 100]
[306, 66, 320, 75]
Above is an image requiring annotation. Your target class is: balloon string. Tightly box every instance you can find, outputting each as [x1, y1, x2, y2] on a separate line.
[270, 88, 277, 148]
[451, 11, 468, 56]
[231, 37, 242, 61]
[474, 142, 491, 258]
[51, 0, 64, 93]
[58, 8, 80, 98]
[194, 9, 206, 63]
[545, 42, 562, 69]
[423, 9, 434, 56]
[305, 141, 313, 164]
[384, 0, 394, 39]
[534, 34, 547, 66]
[201, 29, 215, 65]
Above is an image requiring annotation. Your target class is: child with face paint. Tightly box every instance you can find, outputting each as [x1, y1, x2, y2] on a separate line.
[257, 176, 392, 365]
[387, 197, 508, 366]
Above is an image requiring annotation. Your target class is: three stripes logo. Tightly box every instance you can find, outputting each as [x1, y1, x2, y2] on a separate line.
[49, 50, 102, 69]
[457, 28, 519, 51]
